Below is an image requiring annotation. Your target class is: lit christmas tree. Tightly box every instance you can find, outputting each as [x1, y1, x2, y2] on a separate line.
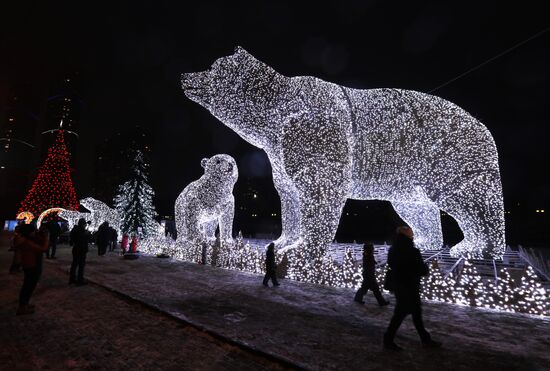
[452, 260, 486, 307]
[516, 266, 548, 316]
[342, 248, 359, 289]
[113, 150, 158, 238]
[18, 130, 79, 217]
[421, 259, 454, 303]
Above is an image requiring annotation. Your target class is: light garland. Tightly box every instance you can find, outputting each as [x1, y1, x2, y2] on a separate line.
[181, 47, 505, 259]
[174, 154, 238, 251]
[36, 207, 65, 229]
[16, 211, 34, 224]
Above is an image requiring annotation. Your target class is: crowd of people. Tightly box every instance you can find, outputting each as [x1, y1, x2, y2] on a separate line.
[7, 220, 440, 350]
[8, 218, 138, 315]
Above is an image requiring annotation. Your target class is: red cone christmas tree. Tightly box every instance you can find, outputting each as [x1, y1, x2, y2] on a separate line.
[18, 130, 79, 217]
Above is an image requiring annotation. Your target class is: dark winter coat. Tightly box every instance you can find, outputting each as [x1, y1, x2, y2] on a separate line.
[70, 225, 91, 254]
[362, 254, 377, 284]
[109, 227, 118, 242]
[265, 248, 276, 272]
[387, 234, 429, 290]
[14, 231, 49, 269]
[96, 224, 111, 246]
[47, 221, 62, 239]
[387, 234, 429, 313]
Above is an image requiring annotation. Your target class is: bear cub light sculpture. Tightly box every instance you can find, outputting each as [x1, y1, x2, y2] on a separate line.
[175, 154, 238, 246]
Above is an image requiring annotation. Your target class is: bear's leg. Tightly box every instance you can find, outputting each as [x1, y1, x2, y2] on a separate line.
[218, 199, 235, 243]
[203, 220, 218, 243]
[177, 210, 202, 244]
[273, 175, 301, 249]
[391, 201, 443, 251]
[299, 191, 347, 260]
[279, 183, 347, 261]
[274, 188, 301, 248]
[437, 175, 505, 259]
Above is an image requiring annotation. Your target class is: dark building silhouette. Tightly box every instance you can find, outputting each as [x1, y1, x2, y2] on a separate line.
[92, 124, 153, 205]
[233, 177, 280, 238]
[41, 74, 82, 156]
[0, 84, 42, 220]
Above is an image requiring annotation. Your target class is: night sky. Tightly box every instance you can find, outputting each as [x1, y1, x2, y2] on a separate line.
[1, 1, 549, 243]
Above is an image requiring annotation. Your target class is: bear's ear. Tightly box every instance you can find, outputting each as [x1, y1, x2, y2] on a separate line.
[201, 158, 209, 168]
[234, 46, 249, 56]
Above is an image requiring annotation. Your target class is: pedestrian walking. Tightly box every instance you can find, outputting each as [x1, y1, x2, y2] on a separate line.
[96, 222, 110, 256]
[109, 227, 118, 251]
[262, 242, 279, 287]
[46, 220, 62, 259]
[14, 223, 49, 315]
[9, 222, 23, 274]
[354, 242, 390, 306]
[69, 218, 91, 286]
[383, 226, 441, 351]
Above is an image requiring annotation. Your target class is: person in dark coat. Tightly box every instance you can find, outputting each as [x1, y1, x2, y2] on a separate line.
[46, 220, 62, 259]
[9, 222, 24, 274]
[14, 223, 49, 315]
[108, 227, 118, 251]
[383, 226, 441, 350]
[354, 243, 389, 306]
[96, 222, 110, 256]
[262, 242, 279, 287]
[69, 218, 91, 285]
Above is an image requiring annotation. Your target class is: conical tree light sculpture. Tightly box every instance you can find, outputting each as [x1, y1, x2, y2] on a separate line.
[18, 130, 79, 217]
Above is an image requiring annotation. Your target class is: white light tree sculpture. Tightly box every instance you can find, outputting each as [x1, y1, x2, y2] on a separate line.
[114, 151, 159, 239]
[181, 46, 505, 260]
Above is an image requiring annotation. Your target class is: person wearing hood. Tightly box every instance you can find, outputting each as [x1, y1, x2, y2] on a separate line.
[383, 226, 441, 351]
[69, 218, 92, 285]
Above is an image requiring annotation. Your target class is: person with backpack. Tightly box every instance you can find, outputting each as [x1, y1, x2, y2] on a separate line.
[262, 242, 279, 287]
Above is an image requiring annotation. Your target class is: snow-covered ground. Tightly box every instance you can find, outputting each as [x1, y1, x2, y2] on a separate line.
[44, 244, 550, 370]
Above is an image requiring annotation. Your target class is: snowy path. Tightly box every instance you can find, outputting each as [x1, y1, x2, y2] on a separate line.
[50, 245, 549, 370]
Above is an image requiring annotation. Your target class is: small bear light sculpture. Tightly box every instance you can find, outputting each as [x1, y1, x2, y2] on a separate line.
[175, 154, 238, 245]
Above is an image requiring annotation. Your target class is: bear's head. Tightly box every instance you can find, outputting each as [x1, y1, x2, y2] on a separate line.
[80, 197, 109, 213]
[201, 154, 238, 185]
[181, 47, 280, 135]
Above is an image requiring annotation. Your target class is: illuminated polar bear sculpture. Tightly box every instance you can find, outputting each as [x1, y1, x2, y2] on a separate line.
[58, 209, 93, 230]
[181, 47, 505, 259]
[80, 197, 121, 232]
[175, 154, 238, 245]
